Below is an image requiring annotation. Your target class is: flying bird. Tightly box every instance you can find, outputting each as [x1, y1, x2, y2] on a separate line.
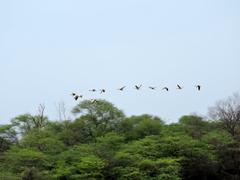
[135, 85, 142, 90]
[149, 86, 156, 90]
[196, 85, 201, 91]
[89, 89, 97, 92]
[71, 92, 83, 101]
[177, 84, 183, 90]
[100, 89, 106, 94]
[74, 95, 83, 101]
[118, 86, 126, 91]
[162, 87, 169, 91]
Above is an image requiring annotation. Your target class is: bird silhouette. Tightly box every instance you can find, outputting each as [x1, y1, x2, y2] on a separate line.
[149, 86, 156, 90]
[100, 89, 106, 94]
[135, 85, 142, 90]
[177, 84, 183, 90]
[118, 86, 126, 91]
[89, 89, 97, 92]
[74, 95, 83, 101]
[162, 87, 169, 91]
[196, 85, 201, 91]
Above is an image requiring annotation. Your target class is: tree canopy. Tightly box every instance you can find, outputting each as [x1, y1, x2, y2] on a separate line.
[1, 96, 240, 180]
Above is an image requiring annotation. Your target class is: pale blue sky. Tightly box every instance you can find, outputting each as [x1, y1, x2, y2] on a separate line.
[1, 0, 240, 123]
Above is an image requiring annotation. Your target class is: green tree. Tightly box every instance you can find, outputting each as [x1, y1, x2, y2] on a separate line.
[0, 124, 17, 153]
[20, 130, 66, 154]
[11, 113, 48, 136]
[3, 146, 50, 177]
[53, 144, 105, 179]
[119, 115, 163, 141]
[179, 115, 212, 139]
[72, 99, 125, 138]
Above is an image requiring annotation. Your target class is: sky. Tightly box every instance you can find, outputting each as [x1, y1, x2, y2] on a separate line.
[0, 0, 240, 124]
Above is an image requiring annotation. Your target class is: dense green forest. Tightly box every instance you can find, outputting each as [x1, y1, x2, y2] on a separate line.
[1, 94, 240, 180]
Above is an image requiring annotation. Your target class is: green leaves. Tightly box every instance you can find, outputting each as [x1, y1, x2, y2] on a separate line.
[119, 115, 164, 141]
[53, 145, 105, 179]
[20, 130, 66, 154]
[138, 158, 181, 179]
[4, 147, 50, 173]
[0, 124, 17, 152]
[72, 99, 125, 139]
[1, 99, 240, 179]
[11, 114, 48, 136]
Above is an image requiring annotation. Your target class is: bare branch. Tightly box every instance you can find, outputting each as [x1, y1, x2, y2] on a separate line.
[209, 93, 240, 137]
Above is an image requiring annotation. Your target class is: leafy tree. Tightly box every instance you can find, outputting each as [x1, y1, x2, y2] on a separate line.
[72, 99, 125, 138]
[138, 158, 181, 180]
[53, 144, 105, 179]
[3, 146, 50, 177]
[0, 171, 21, 180]
[20, 130, 66, 154]
[95, 133, 125, 179]
[119, 114, 164, 141]
[0, 124, 17, 153]
[179, 115, 212, 139]
[11, 113, 48, 136]
[1, 97, 240, 179]
[22, 167, 42, 180]
[58, 117, 96, 145]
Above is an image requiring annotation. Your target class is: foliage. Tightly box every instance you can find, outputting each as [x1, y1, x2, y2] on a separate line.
[1, 96, 240, 179]
[118, 114, 164, 141]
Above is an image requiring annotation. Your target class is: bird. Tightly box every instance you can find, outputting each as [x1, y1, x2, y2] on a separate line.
[162, 87, 169, 91]
[71, 92, 76, 96]
[100, 89, 106, 94]
[89, 89, 97, 92]
[177, 84, 183, 90]
[74, 95, 83, 101]
[118, 86, 126, 91]
[149, 86, 156, 90]
[196, 85, 201, 91]
[135, 85, 142, 90]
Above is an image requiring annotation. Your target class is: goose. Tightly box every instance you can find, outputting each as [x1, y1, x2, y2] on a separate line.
[196, 85, 201, 91]
[89, 89, 97, 92]
[100, 89, 106, 94]
[135, 85, 142, 90]
[177, 84, 183, 90]
[118, 86, 126, 91]
[74, 95, 83, 101]
[149, 86, 156, 90]
[162, 87, 169, 91]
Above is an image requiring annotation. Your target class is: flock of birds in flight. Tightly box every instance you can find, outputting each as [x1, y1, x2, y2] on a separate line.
[71, 84, 202, 102]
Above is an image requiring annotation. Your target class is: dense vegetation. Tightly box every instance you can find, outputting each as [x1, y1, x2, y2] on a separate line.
[1, 94, 240, 180]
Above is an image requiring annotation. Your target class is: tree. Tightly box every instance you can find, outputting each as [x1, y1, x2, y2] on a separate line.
[0, 124, 17, 153]
[72, 99, 125, 138]
[22, 167, 42, 180]
[53, 145, 105, 179]
[20, 130, 66, 154]
[179, 115, 212, 139]
[11, 104, 48, 136]
[2, 95, 240, 179]
[3, 147, 50, 176]
[118, 114, 164, 141]
[209, 93, 240, 137]
[138, 158, 181, 180]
